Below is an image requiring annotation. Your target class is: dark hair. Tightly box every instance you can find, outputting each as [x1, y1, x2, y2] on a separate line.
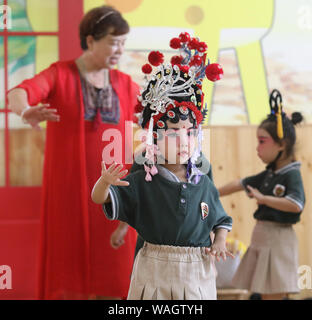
[259, 112, 303, 166]
[79, 5, 129, 50]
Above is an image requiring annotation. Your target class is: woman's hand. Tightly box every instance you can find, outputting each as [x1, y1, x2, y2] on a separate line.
[22, 104, 60, 130]
[246, 185, 265, 204]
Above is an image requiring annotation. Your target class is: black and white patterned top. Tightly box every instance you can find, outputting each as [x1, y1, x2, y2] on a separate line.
[80, 74, 120, 124]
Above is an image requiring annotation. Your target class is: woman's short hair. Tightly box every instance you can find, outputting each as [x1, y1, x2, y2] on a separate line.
[79, 5, 129, 50]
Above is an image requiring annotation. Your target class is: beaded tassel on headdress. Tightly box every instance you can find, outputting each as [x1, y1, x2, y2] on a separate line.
[187, 124, 205, 183]
[144, 115, 158, 181]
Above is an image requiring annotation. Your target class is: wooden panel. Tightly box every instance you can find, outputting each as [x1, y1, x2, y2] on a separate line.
[9, 128, 45, 186]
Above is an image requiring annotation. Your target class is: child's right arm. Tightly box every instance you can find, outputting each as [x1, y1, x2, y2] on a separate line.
[218, 179, 244, 196]
[91, 162, 129, 204]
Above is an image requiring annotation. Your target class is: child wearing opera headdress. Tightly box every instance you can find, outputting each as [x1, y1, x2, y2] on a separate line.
[92, 32, 233, 300]
[219, 90, 305, 299]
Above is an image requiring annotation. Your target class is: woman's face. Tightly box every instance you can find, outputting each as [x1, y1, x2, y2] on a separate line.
[256, 128, 284, 164]
[87, 31, 127, 69]
[157, 117, 198, 164]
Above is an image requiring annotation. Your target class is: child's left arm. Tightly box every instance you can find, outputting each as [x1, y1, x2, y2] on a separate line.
[206, 228, 234, 261]
[247, 185, 301, 213]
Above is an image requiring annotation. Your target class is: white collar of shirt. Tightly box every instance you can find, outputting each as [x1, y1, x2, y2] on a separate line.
[274, 161, 301, 175]
[156, 165, 202, 184]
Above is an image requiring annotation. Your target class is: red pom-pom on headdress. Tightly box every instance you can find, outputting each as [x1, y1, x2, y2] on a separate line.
[170, 55, 183, 66]
[179, 65, 190, 74]
[148, 51, 164, 67]
[170, 37, 181, 49]
[205, 63, 224, 82]
[179, 32, 191, 43]
[197, 41, 208, 53]
[142, 63, 152, 74]
[188, 37, 200, 50]
[189, 55, 202, 66]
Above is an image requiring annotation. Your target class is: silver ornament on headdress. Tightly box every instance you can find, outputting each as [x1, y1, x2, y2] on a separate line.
[140, 64, 197, 119]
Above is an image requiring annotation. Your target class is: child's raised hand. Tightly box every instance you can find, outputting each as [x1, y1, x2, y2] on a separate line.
[246, 185, 265, 204]
[206, 242, 235, 262]
[101, 161, 129, 187]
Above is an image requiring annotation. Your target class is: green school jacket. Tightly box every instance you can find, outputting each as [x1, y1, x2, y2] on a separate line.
[103, 168, 232, 247]
[241, 161, 305, 224]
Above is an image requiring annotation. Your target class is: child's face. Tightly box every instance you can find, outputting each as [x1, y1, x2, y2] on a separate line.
[157, 118, 198, 164]
[256, 128, 284, 164]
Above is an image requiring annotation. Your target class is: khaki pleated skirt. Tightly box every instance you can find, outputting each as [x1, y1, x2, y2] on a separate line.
[232, 220, 299, 294]
[127, 242, 217, 300]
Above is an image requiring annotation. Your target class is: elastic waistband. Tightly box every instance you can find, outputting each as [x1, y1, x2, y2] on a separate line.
[256, 220, 293, 228]
[141, 242, 209, 262]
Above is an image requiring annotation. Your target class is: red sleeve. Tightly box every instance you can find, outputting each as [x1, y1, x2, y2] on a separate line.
[12, 63, 58, 106]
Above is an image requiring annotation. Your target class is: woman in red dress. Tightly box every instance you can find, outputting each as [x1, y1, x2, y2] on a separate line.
[8, 6, 139, 299]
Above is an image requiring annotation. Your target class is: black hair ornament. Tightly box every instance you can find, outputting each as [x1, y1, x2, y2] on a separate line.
[269, 89, 284, 139]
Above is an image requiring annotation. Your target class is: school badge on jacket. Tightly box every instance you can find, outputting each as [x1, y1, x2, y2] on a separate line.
[201, 202, 209, 220]
[273, 184, 286, 197]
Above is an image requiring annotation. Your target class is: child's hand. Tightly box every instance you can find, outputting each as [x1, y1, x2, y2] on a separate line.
[206, 240, 235, 262]
[101, 161, 130, 186]
[110, 223, 129, 249]
[247, 185, 265, 204]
